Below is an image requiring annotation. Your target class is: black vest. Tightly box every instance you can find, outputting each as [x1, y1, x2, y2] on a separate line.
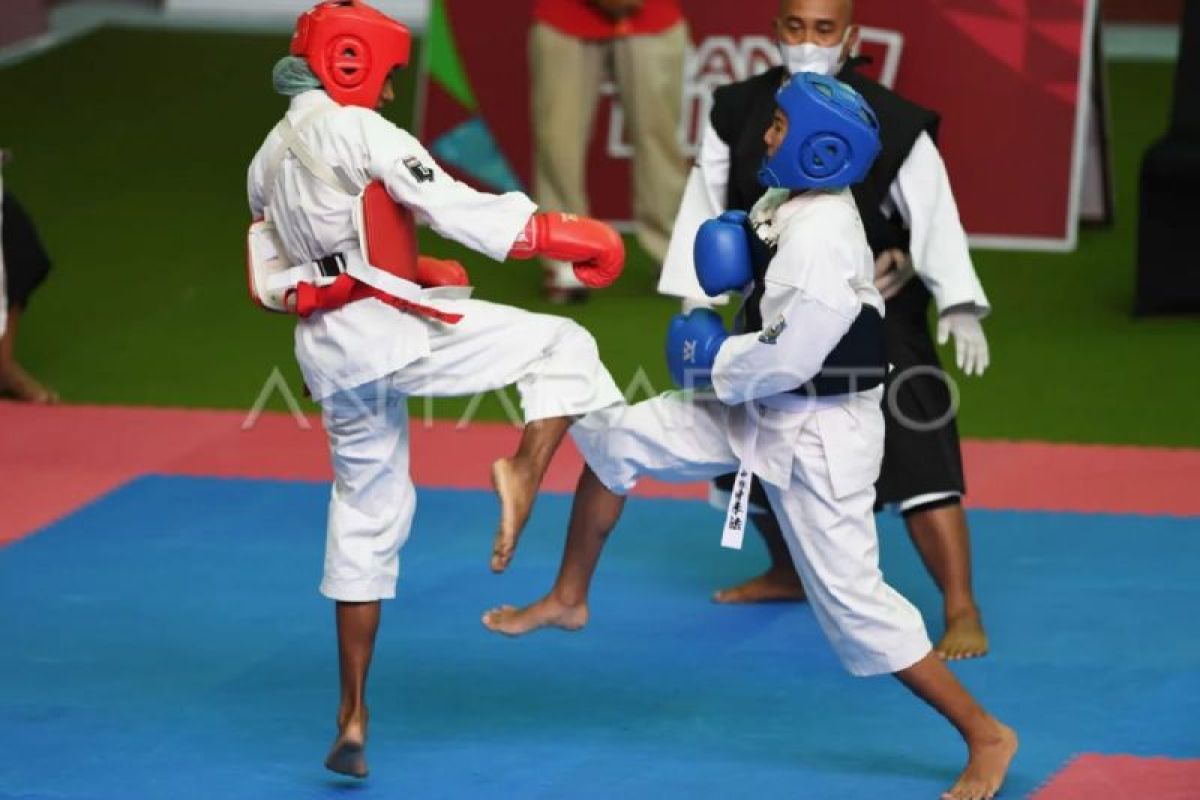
[708, 61, 941, 256]
[743, 218, 887, 397]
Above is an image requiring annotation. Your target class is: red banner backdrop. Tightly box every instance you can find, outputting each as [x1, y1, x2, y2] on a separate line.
[417, 0, 1099, 250]
[0, 0, 48, 48]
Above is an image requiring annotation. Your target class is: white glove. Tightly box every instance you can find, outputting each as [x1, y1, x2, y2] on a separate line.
[873, 248, 916, 300]
[937, 310, 990, 376]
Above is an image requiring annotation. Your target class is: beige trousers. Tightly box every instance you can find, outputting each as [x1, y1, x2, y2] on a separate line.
[530, 21, 689, 288]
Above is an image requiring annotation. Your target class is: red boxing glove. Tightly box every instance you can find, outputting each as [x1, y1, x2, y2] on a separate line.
[509, 212, 625, 289]
[415, 255, 470, 288]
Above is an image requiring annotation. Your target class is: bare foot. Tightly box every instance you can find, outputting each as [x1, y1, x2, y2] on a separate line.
[0, 361, 59, 404]
[942, 720, 1018, 800]
[481, 594, 589, 637]
[937, 608, 989, 661]
[490, 457, 537, 573]
[324, 717, 368, 779]
[713, 566, 807, 604]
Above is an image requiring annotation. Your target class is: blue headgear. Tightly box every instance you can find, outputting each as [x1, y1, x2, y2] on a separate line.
[758, 73, 881, 191]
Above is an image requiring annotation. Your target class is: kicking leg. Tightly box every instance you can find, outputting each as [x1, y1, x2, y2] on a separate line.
[487, 315, 621, 574]
[712, 505, 807, 604]
[393, 305, 622, 574]
[484, 395, 738, 634]
[491, 415, 573, 573]
[325, 600, 380, 779]
[905, 502, 988, 660]
[483, 465, 623, 635]
[896, 653, 1018, 800]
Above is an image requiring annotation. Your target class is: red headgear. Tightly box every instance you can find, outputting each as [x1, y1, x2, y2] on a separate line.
[290, 0, 412, 109]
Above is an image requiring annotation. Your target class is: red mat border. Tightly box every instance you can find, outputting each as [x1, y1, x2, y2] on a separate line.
[3, 403, 1199, 544]
[1032, 753, 1200, 799]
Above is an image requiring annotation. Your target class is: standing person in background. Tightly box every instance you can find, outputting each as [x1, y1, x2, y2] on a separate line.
[530, 0, 689, 302]
[658, 0, 992, 661]
[0, 148, 58, 404]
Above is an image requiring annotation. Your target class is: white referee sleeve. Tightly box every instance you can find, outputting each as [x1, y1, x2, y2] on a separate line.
[657, 122, 731, 303]
[889, 132, 990, 316]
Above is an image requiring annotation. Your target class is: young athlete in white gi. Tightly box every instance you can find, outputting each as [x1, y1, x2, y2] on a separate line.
[246, 0, 625, 778]
[483, 74, 1017, 800]
[661, 0, 991, 662]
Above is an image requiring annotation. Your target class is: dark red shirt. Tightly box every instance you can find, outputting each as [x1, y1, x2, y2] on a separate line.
[533, 0, 683, 40]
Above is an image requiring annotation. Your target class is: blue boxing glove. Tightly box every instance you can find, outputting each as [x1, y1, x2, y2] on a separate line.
[694, 210, 753, 297]
[666, 308, 728, 388]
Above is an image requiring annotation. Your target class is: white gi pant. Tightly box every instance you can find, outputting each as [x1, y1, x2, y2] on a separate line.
[571, 387, 933, 677]
[318, 298, 622, 602]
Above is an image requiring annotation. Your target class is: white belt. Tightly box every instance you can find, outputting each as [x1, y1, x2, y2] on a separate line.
[719, 391, 867, 550]
[720, 408, 758, 550]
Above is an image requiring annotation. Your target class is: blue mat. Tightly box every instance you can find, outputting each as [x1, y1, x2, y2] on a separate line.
[1, 476, 1198, 799]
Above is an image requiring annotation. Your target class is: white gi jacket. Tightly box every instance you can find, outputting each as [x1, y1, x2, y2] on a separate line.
[247, 90, 536, 401]
[712, 188, 881, 407]
[658, 123, 990, 317]
[712, 187, 888, 500]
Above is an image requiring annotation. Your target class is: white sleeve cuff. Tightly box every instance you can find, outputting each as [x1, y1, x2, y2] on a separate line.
[891, 132, 990, 314]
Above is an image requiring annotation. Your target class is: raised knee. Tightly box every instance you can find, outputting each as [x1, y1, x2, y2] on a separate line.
[556, 318, 600, 358]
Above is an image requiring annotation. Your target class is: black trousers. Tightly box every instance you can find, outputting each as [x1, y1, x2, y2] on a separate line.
[2, 191, 52, 309]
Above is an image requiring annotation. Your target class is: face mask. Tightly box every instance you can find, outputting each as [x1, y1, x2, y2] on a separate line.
[778, 39, 845, 77]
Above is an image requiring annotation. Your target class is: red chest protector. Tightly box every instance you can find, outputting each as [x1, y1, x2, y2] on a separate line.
[247, 180, 468, 323]
[361, 179, 419, 277]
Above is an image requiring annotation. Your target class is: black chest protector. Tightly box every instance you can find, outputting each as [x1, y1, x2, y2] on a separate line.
[742, 218, 886, 398]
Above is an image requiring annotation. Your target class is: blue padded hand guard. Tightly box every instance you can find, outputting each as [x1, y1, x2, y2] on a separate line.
[694, 211, 753, 297]
[666, 308, 729, 388]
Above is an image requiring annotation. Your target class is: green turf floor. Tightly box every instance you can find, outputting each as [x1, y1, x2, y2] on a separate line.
[1, 27, 1196, 446]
